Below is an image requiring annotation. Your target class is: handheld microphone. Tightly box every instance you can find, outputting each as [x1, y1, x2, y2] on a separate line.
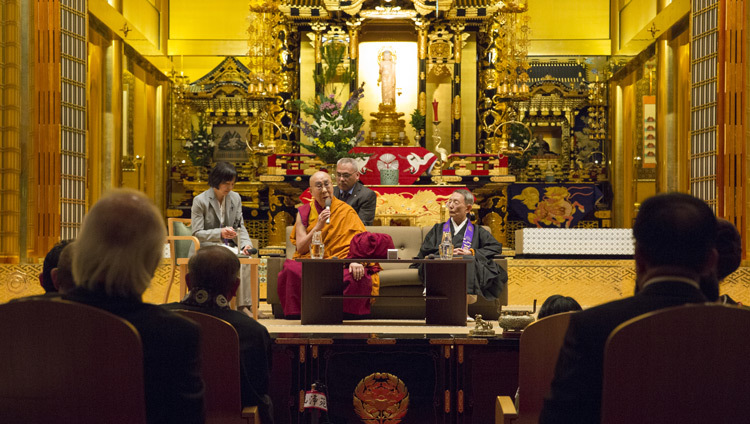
[247, 247, 258, 255]
[325, 198, 331, 224]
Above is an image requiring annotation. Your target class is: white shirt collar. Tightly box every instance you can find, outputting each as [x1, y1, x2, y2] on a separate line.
[641, 275, 700, 290]
[451, 217, 467, 234]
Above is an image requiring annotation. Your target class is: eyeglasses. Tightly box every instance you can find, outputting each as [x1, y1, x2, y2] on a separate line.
[313, 181, 332, 190]
[336, 172, 354, 179]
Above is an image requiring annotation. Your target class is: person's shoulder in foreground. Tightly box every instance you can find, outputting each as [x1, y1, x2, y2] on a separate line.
[540, 192, 717, 424]
[65, 188, 205, 424]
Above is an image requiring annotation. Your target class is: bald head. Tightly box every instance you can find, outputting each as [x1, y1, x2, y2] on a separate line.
[309, 171, 333, 206]
[73, 189, 166, 298]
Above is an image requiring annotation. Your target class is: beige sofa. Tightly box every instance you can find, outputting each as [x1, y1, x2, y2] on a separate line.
[265, 225, 508, 320]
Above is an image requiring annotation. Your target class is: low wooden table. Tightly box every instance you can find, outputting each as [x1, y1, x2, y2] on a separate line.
[299, 258, 471, 326]
[177, 257, 260, 319]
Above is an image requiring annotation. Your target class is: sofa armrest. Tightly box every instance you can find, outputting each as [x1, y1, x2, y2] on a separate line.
[494, 258, 508, 272]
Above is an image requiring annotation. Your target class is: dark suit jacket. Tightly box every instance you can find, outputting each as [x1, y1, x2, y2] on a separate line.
[162, 302, 273, 418]
[333, 181, 377, 226]
[539, 280, 708, 424]
[64, 288, 205, 424]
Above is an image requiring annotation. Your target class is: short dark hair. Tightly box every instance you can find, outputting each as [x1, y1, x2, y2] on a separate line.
[715, 218, 742, 280]
[208, 161, 237, 189]
[633, 192, 717, 272]
[41, 240, 73, 293]
[538, 294, 582, 319]
[187, 246, 240, 294]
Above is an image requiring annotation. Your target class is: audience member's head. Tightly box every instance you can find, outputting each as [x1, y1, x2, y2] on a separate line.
[72, 189, 166, 298]
[208, 161, 238, 189]
[699, 218, 742, 301]
[538, 294, 582, 319]
[633, 192, 717, 287]
[715, 219, 742, 280]
[336, 157, 361, 192]
[185, 246, 241, 303]
[50, 242, 76, 294]
[39, 239, 73, 293]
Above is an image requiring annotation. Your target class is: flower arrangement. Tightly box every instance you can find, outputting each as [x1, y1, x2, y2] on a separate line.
[296, 43, 366, 164]
[183, 116, 215, 167]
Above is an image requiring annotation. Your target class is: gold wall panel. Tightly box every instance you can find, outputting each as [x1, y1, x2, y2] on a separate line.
[122, 0, 160, 46]
[528, 40, 612, 56]
[506, 261, 750, 309]
[0, 262, 182, 304]
[619, 0, 657, 45]
[167, 40, 248, 58]
[527, 0, 610, 40]
[616, 0, 690, 55]
[169, 0, 250, 40]
[505, 259, 636, 308]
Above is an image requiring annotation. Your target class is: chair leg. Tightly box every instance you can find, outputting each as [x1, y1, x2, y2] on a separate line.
[164, 265, 176, 303]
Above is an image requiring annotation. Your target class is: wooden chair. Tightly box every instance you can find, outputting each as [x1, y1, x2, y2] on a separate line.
[0, 299, 146, 424]
[496, 311, 575, 424]
[601, 303, 750, 424]
[176, 310, 260, 424]
[165, 217, 200, 302]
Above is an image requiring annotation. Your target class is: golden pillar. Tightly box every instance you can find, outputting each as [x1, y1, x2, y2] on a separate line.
[347, 18, 362, 94]
[347, 18, 361, 62]
[0, 0, 21, 262]
[655, 37, 674, 193]
[311, 22, 326, 95]
[451, 23, 465, 153]
[415, 17, 429, 117]
[311, 22, 326, 64]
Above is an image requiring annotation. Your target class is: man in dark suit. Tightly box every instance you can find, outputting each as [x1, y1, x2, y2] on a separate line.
[539, 192, 718, 424]
[65, 189, 205, 424]
[333, 157, 377, 225]
[163, 245, 274, 423]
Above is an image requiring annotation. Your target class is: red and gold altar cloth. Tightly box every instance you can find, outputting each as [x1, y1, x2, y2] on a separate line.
[349, 147, 437, 186]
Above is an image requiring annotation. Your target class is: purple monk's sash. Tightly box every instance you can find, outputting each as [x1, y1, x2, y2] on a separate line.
[443, 220, 474, 250]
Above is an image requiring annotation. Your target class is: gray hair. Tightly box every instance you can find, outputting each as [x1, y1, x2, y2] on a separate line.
[336, 157, 360, 173]
[453, 189, 475, 206]
[73, 189, 166, 298]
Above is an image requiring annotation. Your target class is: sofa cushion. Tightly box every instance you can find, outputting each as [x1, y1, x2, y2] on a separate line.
[379, 268, 422, 288]
[366, 226, 423, 271]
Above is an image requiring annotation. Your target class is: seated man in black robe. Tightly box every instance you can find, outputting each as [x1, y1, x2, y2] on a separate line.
[413, 189, 508, 303]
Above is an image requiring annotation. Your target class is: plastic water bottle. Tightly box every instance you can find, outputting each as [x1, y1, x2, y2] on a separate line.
[439, 232, 453, 260]
[310, 231, 324, 259]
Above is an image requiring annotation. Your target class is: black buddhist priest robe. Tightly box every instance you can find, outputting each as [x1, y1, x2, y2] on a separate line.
[413, 222, 508, 300]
